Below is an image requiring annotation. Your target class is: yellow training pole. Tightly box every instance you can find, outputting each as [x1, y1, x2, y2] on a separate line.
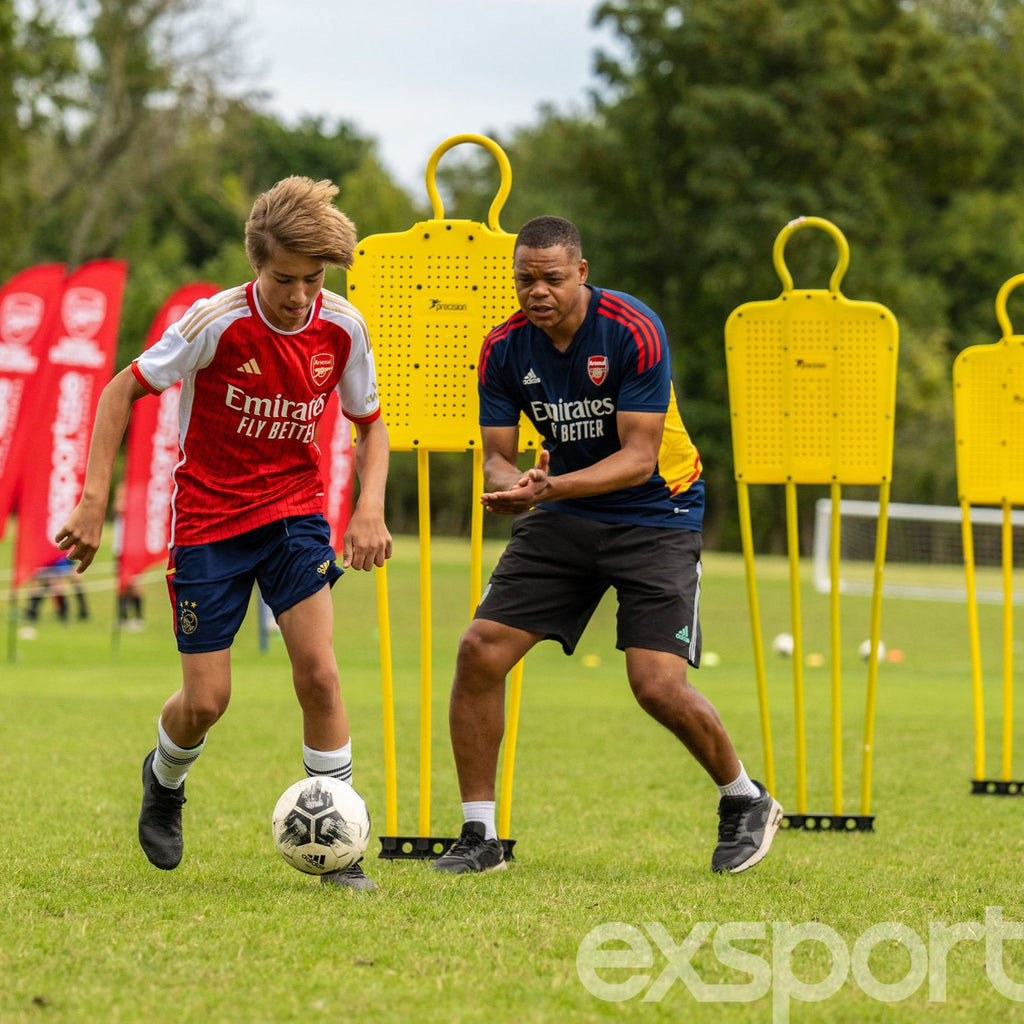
[470, 449, 485, 612]
[498, 662, 524, 841]
[417, 448, 433, 836]
[737, 481, 775, 796]
[786, 481, 807, 815]
[470, 445, 522, 840]
[961, 502, 986, 781]
[490, 449, 529, 843]
[860, 479, 891, 816]
[829, 483, 843, 816]
[1001, 500, 1014, 781]
[376, 562, 398, 836]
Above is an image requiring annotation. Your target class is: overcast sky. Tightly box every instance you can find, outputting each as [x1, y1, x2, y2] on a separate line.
[226, 0, 620, 193]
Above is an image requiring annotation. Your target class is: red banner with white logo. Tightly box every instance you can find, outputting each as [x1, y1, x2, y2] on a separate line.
[118, 282, 219, 590]
[0, 263, 67, 540]
[318, 392, 356, 551]
[14, 259, 127, 587]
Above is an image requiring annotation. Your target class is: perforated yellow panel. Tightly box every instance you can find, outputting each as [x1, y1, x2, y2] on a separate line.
[348, 220, 540, 451]
[954, 340, 1024, 505]
[724, 218, 898, 484]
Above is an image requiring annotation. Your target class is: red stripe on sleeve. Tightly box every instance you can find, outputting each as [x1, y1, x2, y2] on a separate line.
[131, 360, 162, 395]
[597, 294, 661, 372]
[478, 312, 528, 383]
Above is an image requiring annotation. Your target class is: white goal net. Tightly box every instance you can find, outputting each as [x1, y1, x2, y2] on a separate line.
[812, 499, 1024, 603]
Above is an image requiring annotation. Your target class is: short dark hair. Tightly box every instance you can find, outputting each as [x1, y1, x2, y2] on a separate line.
[514, 216, 581, 258]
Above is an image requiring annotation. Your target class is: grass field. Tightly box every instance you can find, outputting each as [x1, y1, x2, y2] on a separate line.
[3, 531, 1024, 1023]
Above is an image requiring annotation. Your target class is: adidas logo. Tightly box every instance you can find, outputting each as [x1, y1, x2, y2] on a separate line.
[316, 561, 331, 576]
[676, 626, 690, 643]
[237, 358, 262, 374]
[301, 853, 327, 869]
[522, 368, 541, 385]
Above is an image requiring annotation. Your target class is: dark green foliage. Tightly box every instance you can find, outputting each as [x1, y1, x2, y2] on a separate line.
[8, 0, 1024, 545]
[490, 0, 1024, 545]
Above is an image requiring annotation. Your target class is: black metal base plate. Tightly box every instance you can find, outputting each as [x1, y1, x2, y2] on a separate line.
[782, 813, 875, 832]
[377, 835, 517, 861]
[971, 779, 1024, 796]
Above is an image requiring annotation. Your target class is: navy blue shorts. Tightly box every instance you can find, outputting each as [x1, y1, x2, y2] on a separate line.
[475, 509, 703, 665]
[165, 514, 343, 653]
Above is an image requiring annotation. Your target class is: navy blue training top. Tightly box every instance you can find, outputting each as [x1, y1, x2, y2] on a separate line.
[477, 284, 704, 530]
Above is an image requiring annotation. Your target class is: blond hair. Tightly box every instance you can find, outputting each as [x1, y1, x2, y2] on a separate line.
[245, 176, 357, 270]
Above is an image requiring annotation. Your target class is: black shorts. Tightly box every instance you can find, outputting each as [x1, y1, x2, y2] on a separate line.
[475, 509, 703, 665]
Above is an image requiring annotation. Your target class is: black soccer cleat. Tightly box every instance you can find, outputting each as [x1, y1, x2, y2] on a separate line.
[320, 859, 377, 891]
[138, 749, 186, 870]
[712, 780, 783, 874]
[431, 821, 507, 874]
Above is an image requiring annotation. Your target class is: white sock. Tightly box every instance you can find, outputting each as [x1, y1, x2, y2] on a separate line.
[153, 718, 204, 789]
[462, 800, 497, 840]
[303, 741, 353, 783]
[717, 762, 760, 800]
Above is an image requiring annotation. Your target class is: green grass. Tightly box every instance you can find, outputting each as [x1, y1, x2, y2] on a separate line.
[2, 533, 1024, 1023]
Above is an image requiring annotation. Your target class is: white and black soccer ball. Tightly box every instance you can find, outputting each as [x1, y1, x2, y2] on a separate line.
[271, 776, 371, 875]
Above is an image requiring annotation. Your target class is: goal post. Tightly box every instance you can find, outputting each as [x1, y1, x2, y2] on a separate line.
[812, 499, 1024, 603]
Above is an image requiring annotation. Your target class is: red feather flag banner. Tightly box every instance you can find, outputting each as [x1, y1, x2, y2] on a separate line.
[317, 391, 356, 552]
[0, 263, 68, 541]
[13, 259, 127, 587]
[118, 283, 220, 592]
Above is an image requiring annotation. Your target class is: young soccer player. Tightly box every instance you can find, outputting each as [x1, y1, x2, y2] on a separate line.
[56, 177, 391, 889]
[432, 216, 782, 876]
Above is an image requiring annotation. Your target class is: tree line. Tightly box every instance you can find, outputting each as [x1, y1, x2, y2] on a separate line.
[6, 0, 1023, 547]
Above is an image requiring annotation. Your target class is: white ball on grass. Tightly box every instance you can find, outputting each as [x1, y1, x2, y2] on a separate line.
[771, 632, 794, 657]
[858, 638, 886, 662]
[271, 776, 370, 875]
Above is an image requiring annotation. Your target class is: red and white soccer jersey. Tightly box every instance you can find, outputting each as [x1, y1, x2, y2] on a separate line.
[131, 282, 381, 546]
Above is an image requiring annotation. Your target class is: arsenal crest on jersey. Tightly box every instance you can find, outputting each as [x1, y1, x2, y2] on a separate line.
[310, 352, 334, 387]
[588, 355, 609, 386]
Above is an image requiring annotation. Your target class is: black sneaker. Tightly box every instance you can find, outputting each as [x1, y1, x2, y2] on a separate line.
[432, 821, 507, 874]
[320, 859, 377, 891]
[712, 781, 783, 874]
[138, 749, 186, 870]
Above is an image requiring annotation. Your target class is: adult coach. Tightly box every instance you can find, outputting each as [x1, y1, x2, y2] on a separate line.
[432, 216, 781, 876]
[56, 177, 392, 890]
